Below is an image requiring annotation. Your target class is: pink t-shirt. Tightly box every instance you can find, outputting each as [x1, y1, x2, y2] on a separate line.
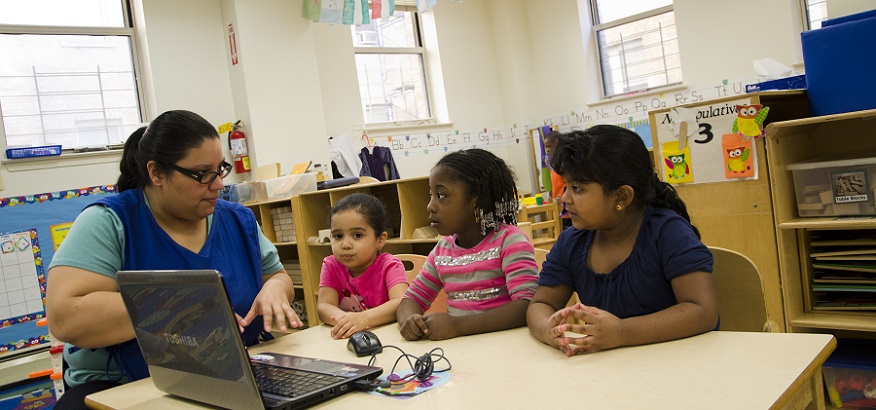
[319, 252, 407, 312]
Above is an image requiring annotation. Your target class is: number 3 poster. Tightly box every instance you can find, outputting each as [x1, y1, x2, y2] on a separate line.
[652, 96, 765, 185]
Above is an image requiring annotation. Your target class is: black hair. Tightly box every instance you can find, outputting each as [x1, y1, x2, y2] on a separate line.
[117, 110, 220, 192]
[434, 148, 518, 234]
[329, 193, 388, 236]
[550, 125, 700, 238]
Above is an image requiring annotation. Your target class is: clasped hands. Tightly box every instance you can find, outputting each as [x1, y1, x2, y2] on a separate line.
[399, 312, 457, 341]
[546, 303, 624, 357]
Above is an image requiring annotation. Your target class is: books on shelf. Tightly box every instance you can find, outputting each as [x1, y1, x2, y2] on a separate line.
[809, 230, 876, 310]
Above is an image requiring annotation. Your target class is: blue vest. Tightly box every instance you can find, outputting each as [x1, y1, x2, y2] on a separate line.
[91, 188, 265, 382]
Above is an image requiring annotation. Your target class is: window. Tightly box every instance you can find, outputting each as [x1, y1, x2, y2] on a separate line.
[0, 0, 144, 153]
[804, 0, 828, 29]
[591, 0, 681, 97]
[352, 9, 431, 125]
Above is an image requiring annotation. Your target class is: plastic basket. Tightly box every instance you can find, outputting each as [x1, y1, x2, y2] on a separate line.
[6, 145, 62, 159]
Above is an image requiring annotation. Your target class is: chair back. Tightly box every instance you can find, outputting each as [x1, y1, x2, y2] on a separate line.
[709, 246, 775, 332]
[517, 202, 562, 250]
[395, 253, 447, 314]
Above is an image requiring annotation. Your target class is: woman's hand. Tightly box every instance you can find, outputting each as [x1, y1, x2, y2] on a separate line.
[329, 312, 370, 339]
[240, 273, 302, 333]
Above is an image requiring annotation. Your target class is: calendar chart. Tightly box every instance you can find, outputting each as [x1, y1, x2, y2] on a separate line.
[0, 229, 45, 323]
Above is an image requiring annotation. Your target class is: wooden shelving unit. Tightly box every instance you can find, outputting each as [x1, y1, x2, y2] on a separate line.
[291, 176, 437, 326]
[765, 108, 876, 335]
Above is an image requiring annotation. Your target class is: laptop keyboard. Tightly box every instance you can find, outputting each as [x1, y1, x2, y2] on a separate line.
[251, 362, 347, 398]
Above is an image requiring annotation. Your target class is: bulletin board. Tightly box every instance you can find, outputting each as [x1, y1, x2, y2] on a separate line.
[0, 185, 116, 357]
[652, 96, 762, 185]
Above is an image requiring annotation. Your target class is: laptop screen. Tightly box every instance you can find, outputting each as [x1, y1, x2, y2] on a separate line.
[121, 280, 246, 382]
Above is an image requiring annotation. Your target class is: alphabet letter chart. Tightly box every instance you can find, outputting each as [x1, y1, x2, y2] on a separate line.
[0, 229, 44, 325]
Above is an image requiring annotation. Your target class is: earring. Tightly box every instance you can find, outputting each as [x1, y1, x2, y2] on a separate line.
[616, 204, 623, 211]
[474, 209, 480, 223]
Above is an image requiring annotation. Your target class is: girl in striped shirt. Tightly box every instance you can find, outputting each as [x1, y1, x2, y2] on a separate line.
[397, 149, 539, 341]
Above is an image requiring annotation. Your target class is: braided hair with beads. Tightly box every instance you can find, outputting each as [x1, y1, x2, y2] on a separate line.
[434, 148, 519, 235]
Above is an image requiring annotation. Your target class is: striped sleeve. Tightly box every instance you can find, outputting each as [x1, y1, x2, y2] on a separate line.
[500, 227, 539, 300]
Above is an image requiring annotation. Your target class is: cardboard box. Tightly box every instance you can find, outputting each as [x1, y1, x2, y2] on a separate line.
[802, 11, 876, 116]
[823, 339, 876, 409]
[264, 172, 317, 201]
[787, 155, 876, 217]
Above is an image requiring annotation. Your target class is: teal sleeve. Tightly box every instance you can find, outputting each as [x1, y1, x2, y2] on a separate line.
[259, 229, 283, 275]
[49, 205, 124, 279]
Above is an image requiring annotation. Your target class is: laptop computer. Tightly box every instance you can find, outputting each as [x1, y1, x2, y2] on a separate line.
[116, 269, 383, 409]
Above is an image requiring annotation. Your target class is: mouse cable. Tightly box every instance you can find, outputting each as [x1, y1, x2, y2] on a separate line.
[368, 345, 451, 384]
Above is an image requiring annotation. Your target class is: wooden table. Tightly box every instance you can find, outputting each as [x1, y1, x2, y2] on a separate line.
[87, 325, 835, 409]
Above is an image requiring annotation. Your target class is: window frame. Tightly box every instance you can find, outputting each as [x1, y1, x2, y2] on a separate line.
[0, 0, 146, 157]
[352, 6, 435, 127]
[801, 0, 828, 30]
[589, 2, 681, 98]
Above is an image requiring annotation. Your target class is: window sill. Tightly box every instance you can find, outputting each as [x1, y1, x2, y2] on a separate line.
[588, 84, 688, 106]
[3, 149, 122, 172]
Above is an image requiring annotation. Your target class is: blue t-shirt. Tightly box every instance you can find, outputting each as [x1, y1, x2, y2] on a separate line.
[538, 207, 713, 319]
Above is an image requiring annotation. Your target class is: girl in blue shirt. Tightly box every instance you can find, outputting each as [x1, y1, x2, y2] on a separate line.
[527, 125, 718, 356]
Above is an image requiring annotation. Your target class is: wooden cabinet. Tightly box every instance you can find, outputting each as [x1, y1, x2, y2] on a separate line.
[649, 92, 811, 330]
[243, 199, 306, 321]
[765, 108, 876, 335]
[291, 176, 438, 326]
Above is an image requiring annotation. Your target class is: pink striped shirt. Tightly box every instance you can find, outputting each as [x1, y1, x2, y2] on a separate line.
[404, 224, 538, 316]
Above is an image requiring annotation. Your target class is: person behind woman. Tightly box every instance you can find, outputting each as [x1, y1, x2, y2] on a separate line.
[397, 148, 539, 341]
[527, 125, 717, 356]
[317, 193, 409, 339]
[45, 110, 301, 408]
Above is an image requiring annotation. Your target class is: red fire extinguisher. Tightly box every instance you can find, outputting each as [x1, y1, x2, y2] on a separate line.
[228, 120, 251, 173]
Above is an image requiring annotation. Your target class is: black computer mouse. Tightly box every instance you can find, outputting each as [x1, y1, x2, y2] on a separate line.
[347, 330, 382, 357]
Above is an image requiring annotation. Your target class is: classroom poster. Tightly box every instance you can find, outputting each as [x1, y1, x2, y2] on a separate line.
[0, 185, 116, 357]
[652, 97, 760, 185]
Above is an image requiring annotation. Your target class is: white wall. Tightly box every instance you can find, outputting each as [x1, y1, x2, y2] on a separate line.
[5, 0, 873, 198]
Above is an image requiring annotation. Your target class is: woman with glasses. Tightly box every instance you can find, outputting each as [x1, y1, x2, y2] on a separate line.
[45, 110, 301, 408]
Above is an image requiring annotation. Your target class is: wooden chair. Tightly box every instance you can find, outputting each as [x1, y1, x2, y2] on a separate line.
[532, 248, 579, 308]
[708, 246, 778, 332]
[517, 201, 562, 250]
[395, 253, 447, 314]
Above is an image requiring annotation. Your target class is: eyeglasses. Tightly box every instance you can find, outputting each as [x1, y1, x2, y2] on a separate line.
[161, 161, 232, 184]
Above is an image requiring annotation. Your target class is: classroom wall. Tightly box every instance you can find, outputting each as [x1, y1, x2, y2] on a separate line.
[4, 0, 874, 198]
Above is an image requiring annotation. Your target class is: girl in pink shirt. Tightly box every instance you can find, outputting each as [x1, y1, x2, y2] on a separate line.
[317, 193, 409, 339]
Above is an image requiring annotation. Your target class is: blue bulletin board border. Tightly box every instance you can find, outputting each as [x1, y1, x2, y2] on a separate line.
[0, 184, 116, 357]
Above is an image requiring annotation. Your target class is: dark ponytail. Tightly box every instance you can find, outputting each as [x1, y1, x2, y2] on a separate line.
[648, 173, 700, 239]
[116, 110, 220, 192]
[551, 125, 700, 238]
[117, 127, 147, 192]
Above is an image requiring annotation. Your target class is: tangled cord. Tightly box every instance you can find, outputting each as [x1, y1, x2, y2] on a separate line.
[367, 345, 451, 384]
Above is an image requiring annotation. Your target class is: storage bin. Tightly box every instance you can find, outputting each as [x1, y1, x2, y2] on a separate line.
[263, 173, 317, 201]
[787, 155, 876, 217]
[802, 10, 876, 116]
[823, 339, 876, 409]
[236, 181, 267, 203]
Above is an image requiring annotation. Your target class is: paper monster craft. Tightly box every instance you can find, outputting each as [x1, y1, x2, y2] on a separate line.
[662, 141, 693, 184]
[721, 133, 755, 178]
[732, 104, 770, 138]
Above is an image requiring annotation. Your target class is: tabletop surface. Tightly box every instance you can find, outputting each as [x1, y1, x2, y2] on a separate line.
[87, 325, 836, 409]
